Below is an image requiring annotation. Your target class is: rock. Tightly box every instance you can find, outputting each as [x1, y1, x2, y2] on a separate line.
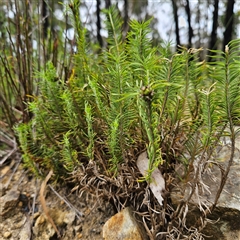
[102, 207, 146, 240]
[63, 210, 76, 225]
[171, 134, 240, 240]
[0, 189, 20, 217]
[19, 219, 32, 240]
[203, 207, 240, 240]
[3, 231, 11, 238]
[33, 208, 76, 240]
[33, 213, 56, 240]
[0, 165, 11, 175]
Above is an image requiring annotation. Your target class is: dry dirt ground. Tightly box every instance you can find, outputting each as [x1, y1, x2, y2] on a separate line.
[0, 152, 115, 240]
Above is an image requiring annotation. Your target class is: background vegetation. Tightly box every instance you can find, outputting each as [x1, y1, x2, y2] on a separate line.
[0, 1, 240, 239]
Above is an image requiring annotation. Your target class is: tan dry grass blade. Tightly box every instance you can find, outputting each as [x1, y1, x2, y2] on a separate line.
[137, 151, 166, 206]
[39, 170, 61, 238]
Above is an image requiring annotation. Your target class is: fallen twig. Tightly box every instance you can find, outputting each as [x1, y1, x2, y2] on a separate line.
[0, 136, 17, 166]
[49, 184, 84, 219]
[5, 158, 21, 189]
[0, 129, 15, 148]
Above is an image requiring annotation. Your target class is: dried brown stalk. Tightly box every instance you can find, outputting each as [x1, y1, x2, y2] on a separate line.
[39, 170, 61, 238]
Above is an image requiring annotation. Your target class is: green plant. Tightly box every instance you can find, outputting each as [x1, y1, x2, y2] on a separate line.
[14, 2, 240, 239]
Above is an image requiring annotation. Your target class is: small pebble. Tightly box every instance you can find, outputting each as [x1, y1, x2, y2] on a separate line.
[3, 231, 11, 238]
[77, 233, 82, 238]
[0, 166, 10, 175]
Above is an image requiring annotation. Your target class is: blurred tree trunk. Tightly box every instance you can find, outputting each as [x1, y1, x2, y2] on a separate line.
[96, 0, 103, 48]
[42, 0, 49, 39]
[0, 3, 6, 40]
[105, 0, 111, 50]
[105, 0, 111, 9]
[123, 0, 129, 39]
[131, 0, 148, 21]
[223, 0, 235, 51]
[195, 1, 201, 49]
[185, 0, 193, 48]
[171, 0, 181, 51]
[208, 0, 219, 61]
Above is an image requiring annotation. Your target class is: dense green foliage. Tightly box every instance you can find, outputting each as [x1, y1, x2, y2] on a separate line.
[14, 5, 240, 180]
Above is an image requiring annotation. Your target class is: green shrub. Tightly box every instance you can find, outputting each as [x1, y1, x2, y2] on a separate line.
[14, 3, 240, 239]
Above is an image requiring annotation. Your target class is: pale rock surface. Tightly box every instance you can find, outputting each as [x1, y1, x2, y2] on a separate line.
[0, 189, 20, 217]
[3, 232, 11, 238]
[171, 132, 240, 240]
[102, 207, 146, 240]
[19, 219, 32, 240]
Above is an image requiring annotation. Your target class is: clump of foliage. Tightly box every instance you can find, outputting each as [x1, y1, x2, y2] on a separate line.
[13, 2, 240, 239]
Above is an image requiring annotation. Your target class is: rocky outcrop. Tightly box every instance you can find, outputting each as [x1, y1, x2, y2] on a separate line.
[171, 134, 240, 240]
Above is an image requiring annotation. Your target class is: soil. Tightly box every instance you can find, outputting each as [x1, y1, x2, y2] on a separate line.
[0, 152, 115, 240]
